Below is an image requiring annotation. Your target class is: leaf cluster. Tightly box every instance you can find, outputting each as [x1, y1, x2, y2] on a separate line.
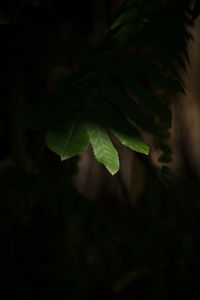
[23, 0, 199, 174]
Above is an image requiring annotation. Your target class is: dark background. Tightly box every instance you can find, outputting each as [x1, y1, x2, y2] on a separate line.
[0, 0, 200, 299]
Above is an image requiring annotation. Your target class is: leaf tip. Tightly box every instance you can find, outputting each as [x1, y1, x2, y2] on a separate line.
[109, 167, 120, 176]
[61, 156, 66, 161]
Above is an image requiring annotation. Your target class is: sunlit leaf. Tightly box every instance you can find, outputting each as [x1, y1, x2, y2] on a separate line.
[113, 129, 149, 155]
[92, 98, 149, 155]
[87, 122, 119, 175]
[46, 112, 89, 160]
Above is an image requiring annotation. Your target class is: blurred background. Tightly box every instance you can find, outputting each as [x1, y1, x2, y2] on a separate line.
[0, 0, 200, 299]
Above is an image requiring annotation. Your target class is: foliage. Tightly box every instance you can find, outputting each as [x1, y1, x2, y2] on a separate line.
[23, 0, 198, 174]
[1, 0, 200, 299]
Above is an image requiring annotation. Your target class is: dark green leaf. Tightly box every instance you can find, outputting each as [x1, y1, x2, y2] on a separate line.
[0, 14, 10, 24]
[117, 70, 171, 122]
[106, 81, 160, 135]
[24, 73, 99, 129]
[120, 53, 185, 93]
[192, 0, 200, 20]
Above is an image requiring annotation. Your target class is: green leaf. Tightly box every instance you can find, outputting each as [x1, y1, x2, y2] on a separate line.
[107, 81, 160, 136]
[113, 129, 149, 155]
[46, 112, 89, 160]
[119, 71, 171, 122]
[111, 8, 140, 31]
[92, 98, 149, 155]
[174, 53, 187, 73]
[29, 0, 41, 7]
[192, 0, 200, 20]
[87, 122, 119, 175]
[120, 53, 185, 93]
[112, 59, 171, 122]
[24, 73, 99, 129]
